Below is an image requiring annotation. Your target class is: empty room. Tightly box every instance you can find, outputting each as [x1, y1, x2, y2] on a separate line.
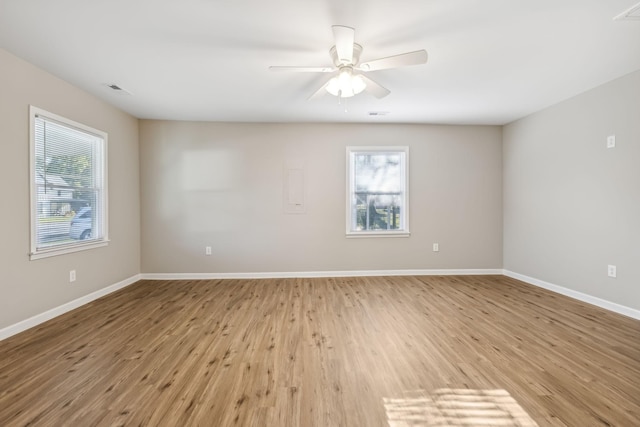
[1, 1, 639, 426]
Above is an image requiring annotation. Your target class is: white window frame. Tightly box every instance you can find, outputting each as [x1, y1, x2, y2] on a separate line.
[346, 146, 410, 238]
[29, 106, 109, 260]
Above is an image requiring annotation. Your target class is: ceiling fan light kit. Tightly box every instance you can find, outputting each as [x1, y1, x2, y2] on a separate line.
[269, 25, 427, 102]
[326, 67, 366, 98]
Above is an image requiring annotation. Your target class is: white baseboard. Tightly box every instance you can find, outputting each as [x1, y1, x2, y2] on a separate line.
[0, 274, 141, 341]
[3, 270, 636, 341]
[140, 269, 504, 280]
[503, 270, 640, 320]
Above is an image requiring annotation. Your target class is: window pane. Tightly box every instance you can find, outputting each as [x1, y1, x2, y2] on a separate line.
[353, 193, 402, 231]
[348, 148, 407, 234]
[354, 153, 402, 193]
[32, 111, 105, 253]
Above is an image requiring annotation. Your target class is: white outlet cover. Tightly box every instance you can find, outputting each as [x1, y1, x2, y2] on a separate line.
[607, 135, 616, 148]
[607, 265, 617, 278]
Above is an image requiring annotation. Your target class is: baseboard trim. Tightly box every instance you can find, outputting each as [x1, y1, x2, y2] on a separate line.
[140, 269, 503, 280]
[0, 274, 141, 341]
[3, 270, 636, 341]
[503, 270, 640, 320]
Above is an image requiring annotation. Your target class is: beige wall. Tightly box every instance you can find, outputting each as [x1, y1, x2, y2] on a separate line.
[503, 70, 640, 311]
[139, 121, 503, 273]
[3, 44, 635, 331]
[0, 49, 141, 329]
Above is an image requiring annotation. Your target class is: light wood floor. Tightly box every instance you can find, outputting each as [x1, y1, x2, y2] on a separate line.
[0, 275, 638, 426]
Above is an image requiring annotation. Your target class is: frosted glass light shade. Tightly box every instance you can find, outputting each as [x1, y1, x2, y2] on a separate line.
[326, 69, 366, 98]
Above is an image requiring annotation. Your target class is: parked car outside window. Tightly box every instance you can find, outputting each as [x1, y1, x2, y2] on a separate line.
[69, 207, 92, 240]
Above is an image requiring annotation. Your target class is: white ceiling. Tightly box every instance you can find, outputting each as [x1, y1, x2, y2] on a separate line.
[1, 0, 639, 125]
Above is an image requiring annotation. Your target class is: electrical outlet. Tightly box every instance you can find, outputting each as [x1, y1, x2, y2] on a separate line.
[69, 270, 76, 282]
[433, 243, 439, 252]
[205, 246, 212, 256]
[606, 135, 616, 148]
[607, 265, 617, 278]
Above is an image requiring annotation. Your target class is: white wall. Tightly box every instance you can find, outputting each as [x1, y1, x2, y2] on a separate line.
[139, 121, 503, 274]
[503, 70, 640, 311]
[0, 48, 141, 330]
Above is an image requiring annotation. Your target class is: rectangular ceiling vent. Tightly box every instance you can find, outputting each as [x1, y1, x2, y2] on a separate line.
[614, 2, 640, 21]
[103, 83, 132, 95]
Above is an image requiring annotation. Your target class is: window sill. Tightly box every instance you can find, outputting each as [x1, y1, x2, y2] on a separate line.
[30, 240, 109, 260]
[346, 231, 410, 239]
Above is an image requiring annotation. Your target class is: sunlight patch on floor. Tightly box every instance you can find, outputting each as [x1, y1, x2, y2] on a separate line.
[384, 388, 538, 427]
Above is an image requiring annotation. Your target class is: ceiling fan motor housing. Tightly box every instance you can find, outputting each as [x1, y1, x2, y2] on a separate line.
[330, 43, 363, 66]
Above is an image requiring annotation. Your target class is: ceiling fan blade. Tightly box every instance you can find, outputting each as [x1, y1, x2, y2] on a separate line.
[332, 25, 355, 65]
[269, 66, 334, 73]
[308, 78, 333, 100]
[360, 75, 390, 99]
[358, 50, 428, 71]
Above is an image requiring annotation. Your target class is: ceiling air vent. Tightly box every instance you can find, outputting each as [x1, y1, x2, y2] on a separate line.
[103, 83, 132, 95]
[614, 2, 640, 21]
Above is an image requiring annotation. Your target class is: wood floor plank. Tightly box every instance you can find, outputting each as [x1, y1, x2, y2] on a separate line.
[0, 275, 639, 426]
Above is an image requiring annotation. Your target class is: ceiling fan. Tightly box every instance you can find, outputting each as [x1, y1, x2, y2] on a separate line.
[269, 25, 428, 100]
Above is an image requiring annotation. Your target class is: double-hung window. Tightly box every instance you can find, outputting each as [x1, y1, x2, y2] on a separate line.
[29, 106, 108, 259]
[346, 146, 409, 237]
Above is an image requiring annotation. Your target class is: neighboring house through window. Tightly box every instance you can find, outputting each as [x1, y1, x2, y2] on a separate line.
[29, 106, 108, 259]
[346, 146, 409, 237]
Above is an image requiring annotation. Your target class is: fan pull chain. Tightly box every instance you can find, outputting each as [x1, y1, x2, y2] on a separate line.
[337, 92, 348, 112]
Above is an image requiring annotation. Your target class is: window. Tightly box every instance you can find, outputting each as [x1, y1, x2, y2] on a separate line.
[346, 146, 409, 237]
[29, 106, 108, 259]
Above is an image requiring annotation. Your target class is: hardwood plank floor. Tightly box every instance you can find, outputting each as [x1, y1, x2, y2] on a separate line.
[0, 275, 638, 426]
